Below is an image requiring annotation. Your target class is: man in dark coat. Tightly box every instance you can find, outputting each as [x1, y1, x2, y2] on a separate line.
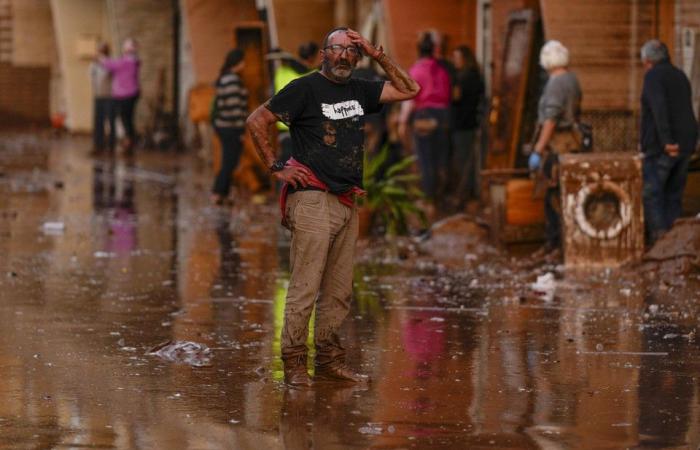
[640, 39, 698, 244]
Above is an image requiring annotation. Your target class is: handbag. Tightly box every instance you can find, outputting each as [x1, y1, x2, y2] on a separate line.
[412, 117, 439, 135]
[549, 122, 593, 154]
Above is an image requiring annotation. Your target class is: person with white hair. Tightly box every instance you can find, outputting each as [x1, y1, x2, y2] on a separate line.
[639, 39, 697, 244]
[528, 40, 582, 259]
[101, 38, 141, 155]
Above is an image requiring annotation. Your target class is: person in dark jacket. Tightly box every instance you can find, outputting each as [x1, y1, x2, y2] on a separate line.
[450, 45, 484, 209]
[640, 39, 698, 244]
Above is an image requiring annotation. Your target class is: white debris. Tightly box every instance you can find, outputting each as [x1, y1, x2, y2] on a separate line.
[648, 304, 659, 315]
[663, 333, 679, 340]
[619, 288, 631, 296]
[531, 273, 556, 302]
[41, 222, 65, 234]
[358, 424, 383, 435]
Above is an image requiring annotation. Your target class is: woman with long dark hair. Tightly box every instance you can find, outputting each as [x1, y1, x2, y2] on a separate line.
[450, 45, 484, 209]
[211, 48, 248, 205]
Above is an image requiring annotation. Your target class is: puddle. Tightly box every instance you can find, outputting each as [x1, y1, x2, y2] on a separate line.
[0, 132, 698, 449]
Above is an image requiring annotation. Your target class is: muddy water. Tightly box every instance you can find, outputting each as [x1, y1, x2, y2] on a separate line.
[1, 132, 699, 449]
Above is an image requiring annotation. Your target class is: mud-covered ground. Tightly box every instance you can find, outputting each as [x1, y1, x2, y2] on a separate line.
[1, 132, 699, 449]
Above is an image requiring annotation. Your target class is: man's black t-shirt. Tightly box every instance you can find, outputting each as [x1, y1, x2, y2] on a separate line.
[266, 72, 384, 193]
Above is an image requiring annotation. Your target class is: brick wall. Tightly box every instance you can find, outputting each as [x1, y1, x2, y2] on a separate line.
[0, 63, 50, 124]
[183, 0, 259, 84]
[384, 0, 477, 70]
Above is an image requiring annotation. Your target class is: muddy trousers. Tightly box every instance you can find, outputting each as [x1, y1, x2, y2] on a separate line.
[281, 190, 358, 366]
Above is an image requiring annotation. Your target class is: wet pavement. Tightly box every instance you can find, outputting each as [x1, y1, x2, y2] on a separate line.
[1, 132, 700, 449]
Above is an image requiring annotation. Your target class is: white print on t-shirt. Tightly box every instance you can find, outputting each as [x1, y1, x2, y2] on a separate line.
[321, 100, 364, 120]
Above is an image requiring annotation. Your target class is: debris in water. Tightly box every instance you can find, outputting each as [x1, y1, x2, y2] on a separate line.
[580, 351, 668, 356]
[663, 333, 679, 340]
[147, 340, 212, 367]
[358, 424, 383, 435]
[531, 273, 556, 302]
[42, 221, 65, 234]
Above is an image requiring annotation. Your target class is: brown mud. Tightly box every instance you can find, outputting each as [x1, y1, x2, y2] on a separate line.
[0, 132, 699, 449]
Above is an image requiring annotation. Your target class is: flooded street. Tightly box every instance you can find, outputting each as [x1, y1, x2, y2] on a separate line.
[1, 133, 700, 449]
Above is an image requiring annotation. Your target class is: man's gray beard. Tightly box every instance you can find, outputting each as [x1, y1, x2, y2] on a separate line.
[323, 61, 352, 82]
[331, 67, 352, 80]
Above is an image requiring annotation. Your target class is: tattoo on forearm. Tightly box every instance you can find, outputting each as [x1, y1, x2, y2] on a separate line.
[249, 121, 275, 167]
[376, 53, 418, 94]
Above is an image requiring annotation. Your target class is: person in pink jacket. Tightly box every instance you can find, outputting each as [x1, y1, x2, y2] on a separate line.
[400, 32, 451, 213]
[101, 38, 140, 154]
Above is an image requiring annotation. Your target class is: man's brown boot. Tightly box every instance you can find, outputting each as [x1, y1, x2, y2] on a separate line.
[283, 354, 312, 387]
[315, 361, 370, 383]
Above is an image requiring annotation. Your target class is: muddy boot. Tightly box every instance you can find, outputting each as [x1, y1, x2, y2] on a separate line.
[315, 346, 369, 383]
[282, 354, 312, 388]
[315, 360, 370, 383]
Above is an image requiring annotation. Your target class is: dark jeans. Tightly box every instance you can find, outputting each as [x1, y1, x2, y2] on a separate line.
[545, 187, 561, 248]
[543, 152, 561, 249]
[642, 151, 691, 243]
[93, 97, 115, 151]
[115, 95, 139, 143]
[413, 108, 450, 199]
[212, 127, 244, 197]
[451, 128, 478, 204]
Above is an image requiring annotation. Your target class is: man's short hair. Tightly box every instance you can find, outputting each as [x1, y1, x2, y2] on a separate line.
[323, 27, 349, 48]
[539, 40, 569, 70]
[640, 39, 669, 64]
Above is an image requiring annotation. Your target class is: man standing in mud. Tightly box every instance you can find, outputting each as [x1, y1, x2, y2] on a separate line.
[247, 28, 420, 386]
[640, 39, 698, 245]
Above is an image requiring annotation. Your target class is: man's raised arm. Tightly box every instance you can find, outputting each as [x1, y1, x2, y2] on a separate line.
[346, 29, 420, 103]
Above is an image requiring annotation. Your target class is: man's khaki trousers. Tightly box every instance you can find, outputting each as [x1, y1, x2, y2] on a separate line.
[281, 190, 358, 365]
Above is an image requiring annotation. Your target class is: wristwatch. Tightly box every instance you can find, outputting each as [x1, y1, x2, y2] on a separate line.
[269, 160, 285, 173]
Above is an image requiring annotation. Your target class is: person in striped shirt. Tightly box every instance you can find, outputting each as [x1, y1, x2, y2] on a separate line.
[211, 48, 249, 205]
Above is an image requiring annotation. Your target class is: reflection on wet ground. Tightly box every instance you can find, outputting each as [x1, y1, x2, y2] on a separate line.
[1, 132, 699, 449]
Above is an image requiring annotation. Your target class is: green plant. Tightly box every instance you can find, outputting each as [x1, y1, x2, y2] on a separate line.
[360, 144, 427, 235]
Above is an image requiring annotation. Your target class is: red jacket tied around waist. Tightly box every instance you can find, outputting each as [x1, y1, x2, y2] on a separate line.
[279, 157, 365, 228]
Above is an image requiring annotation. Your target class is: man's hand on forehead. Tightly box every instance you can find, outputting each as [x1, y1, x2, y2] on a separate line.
[346, 29, 381, 59]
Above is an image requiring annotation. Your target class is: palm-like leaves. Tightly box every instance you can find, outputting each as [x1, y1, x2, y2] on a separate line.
[361, 144, 427, 235]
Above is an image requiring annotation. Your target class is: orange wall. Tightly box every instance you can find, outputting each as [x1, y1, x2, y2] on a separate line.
[183, 0, 259, 84]
[272, 0, 335, 57]
[384, 0, 477, 70]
